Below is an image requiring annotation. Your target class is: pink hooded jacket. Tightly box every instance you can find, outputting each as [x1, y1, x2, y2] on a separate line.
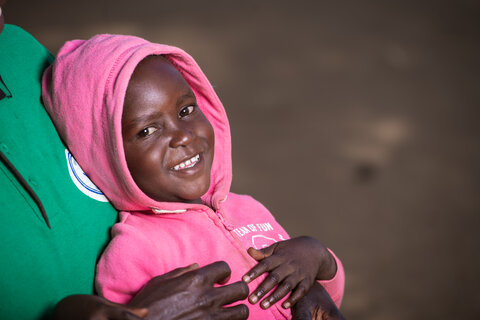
[42, 34, 344, 319]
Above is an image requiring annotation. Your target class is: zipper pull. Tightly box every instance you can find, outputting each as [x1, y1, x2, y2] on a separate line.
[215, 209, 235, 231]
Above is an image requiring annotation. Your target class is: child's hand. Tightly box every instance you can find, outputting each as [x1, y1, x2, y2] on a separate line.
[242, 236, 337, 310]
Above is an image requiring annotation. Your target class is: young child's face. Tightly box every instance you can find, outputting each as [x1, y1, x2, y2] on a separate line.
[122, 56, 215, 203]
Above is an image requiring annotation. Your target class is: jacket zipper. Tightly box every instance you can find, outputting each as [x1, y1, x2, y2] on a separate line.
[205, 206, 288, 319]
[214, 207, 235, 231]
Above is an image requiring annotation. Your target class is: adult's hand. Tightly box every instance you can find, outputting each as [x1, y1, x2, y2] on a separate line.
[128, 261, 249, 320]
[291, 283, 345, 320]
[52, 261, 249, 320]
[52, 294, 148, 320]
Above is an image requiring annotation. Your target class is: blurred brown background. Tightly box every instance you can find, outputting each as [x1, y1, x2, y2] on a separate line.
[5, 0, 480, 319]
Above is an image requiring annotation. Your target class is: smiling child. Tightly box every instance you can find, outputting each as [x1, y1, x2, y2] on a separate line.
[42, 34, 345, 319]
[121, 55, 214, 205]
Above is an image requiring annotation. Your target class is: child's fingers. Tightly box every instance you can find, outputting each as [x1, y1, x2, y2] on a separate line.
[258, 276, 297, 309]
[246, 243, 278, 261]
[282, 279, 313, 309]
[242, 263, 266, 283]
[247, 264, 291, 304]
[246, 247, 266, 261]
[243, 244, 280, 283]
[242, 253, 283, 283]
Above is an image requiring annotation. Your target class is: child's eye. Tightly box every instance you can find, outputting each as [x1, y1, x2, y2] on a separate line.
[138, 127, 157, 138]
[179, 105, 196, 118]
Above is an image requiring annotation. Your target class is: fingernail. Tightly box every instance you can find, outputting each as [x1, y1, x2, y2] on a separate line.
[261, 300, 270, 309]
[283, 302, 291, 309]
[249, 295, 258, 303]
[242, 275, 251, 283]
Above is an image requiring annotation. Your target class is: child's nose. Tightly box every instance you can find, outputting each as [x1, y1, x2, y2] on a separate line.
[169, 125, 194, 147]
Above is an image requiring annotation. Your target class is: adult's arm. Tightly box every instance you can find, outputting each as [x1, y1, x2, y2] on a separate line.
[53, 261, 249, 320]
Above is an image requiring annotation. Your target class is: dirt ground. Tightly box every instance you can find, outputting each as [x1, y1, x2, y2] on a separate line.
[5, 1, 480, 319]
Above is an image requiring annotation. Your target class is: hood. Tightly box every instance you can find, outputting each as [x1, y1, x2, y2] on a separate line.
[42, 34, 232, 212]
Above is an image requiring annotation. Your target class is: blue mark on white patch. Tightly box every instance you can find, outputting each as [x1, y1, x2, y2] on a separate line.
[65, 149, 108, 202]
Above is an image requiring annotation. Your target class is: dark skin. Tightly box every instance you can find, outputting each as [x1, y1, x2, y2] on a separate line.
[291, 283, 346, 320]
[127, 262, 249, 320]
[122, 55, 215, 204]
[122, 55, 345, 319]
[53, 262, 250, 320]
[243, 236, 338, 310]
[1, 5, 250, 320]
[1, 8, 344, 316]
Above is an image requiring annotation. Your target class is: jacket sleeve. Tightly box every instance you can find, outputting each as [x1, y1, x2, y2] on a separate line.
[227, 193, 345, 307]
[318, 249, 345, 307]
[95, 213, 168, 304]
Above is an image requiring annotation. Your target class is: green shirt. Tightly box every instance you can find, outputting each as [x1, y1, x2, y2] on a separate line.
[0, 25, 117, 319]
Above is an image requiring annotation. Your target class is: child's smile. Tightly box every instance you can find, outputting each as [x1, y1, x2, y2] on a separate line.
[121, 55, 215, 203]
[172, 154, 200, 171]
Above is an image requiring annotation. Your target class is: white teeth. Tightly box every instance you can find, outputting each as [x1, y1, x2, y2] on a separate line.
[173, 154, 201, 171]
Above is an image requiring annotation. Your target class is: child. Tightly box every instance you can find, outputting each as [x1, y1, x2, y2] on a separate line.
[42, 34, 345, 319]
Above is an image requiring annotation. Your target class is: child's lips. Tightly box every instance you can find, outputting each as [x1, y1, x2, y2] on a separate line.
[172, 154, 200, 171]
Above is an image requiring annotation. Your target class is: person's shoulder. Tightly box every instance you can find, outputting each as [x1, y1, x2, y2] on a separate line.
[3, 24, 35, 40]
[2, 24, 53, 60]
[4, 24, 26, 32]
